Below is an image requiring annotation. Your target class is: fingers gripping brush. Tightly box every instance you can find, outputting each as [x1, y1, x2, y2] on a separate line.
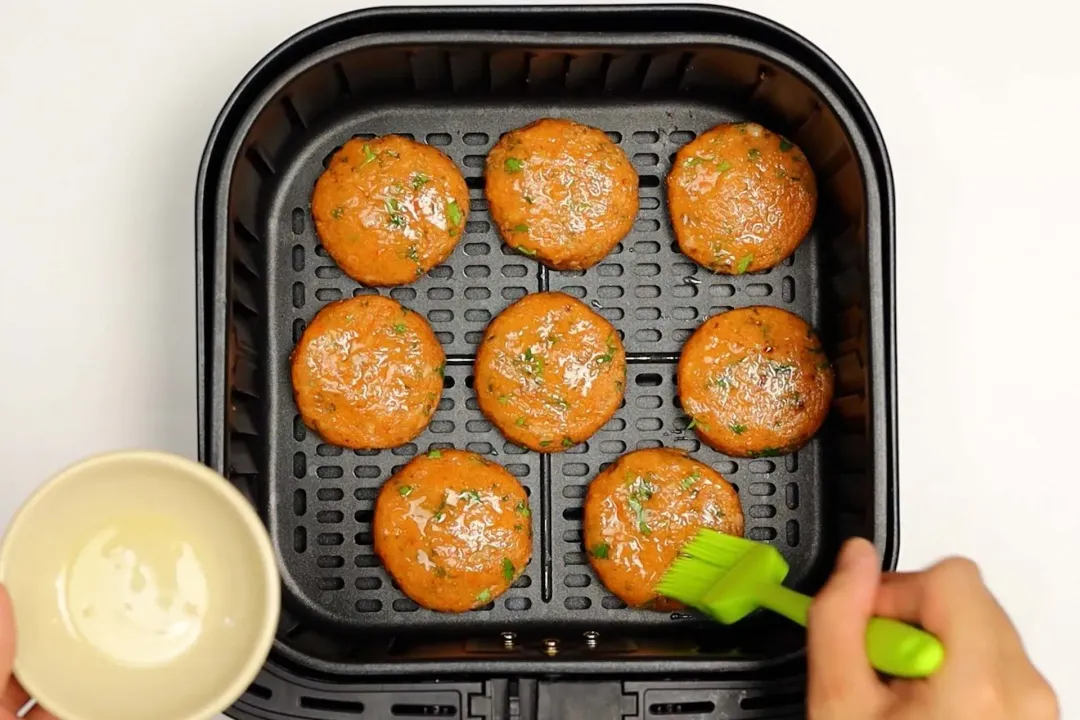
[656, 530, 945, 678]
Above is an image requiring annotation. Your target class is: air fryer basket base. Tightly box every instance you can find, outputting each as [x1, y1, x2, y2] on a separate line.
[266, 100, 826, 641]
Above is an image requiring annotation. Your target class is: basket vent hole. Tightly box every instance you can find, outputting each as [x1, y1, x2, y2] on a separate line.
[425, 132, 452, 146]
[317, 488, 344, 502]
[749, 527, 777, 541]
[391, 704, 456, 717]
[293, 527, 306, 553]
[601, 596, 626, 610]
[300, 697, 366, 714]
[504, 597, 531, 611]
[564, 596, 591, 610]
[649, 702, 716, 716]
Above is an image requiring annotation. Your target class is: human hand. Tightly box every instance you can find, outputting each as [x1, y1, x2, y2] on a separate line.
[0, 586, 56, 719]
[807, 538, 1058, 720]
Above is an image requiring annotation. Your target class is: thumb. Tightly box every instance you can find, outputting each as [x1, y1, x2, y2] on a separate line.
[807, 538, 884, 715]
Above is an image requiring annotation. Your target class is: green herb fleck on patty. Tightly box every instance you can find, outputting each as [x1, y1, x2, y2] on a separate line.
[730, 423, 747, 435]
[330, 207, 344, 219]
[779, 139, 793, 152]
[427, 449, 442, 459]
[476, 589, 492, 604]
[411, 172, 430, 189]
[398, 485, 413, 496]
[502, 558, 515, 582]
[735, 254, 753, 274]
[590, 542, 610, 559]
[505, 157, 524, 173]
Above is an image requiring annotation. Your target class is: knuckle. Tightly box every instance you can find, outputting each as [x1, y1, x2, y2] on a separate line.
[934, 556, 982, 583]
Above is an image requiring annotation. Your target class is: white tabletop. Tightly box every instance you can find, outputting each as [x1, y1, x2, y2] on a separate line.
[2, 0, 1077, 717]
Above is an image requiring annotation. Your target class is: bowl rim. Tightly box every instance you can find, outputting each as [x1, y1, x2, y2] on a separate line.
[0, 450, 281, 720]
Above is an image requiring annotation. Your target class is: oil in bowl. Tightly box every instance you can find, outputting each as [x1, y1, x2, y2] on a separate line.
[0, 452, 279, 720]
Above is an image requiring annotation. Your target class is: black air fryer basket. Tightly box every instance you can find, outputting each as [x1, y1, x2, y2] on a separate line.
[196, 5, 896, 718]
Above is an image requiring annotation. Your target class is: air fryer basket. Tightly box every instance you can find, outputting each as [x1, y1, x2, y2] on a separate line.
[197, 3, 896, 689]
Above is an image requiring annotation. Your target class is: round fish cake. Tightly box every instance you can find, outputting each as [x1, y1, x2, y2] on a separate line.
[677, 306, 833, 457]
[474, 292, 626, 452]
[311, 135, 469, 286]
[291, 295, 445, 449]
[583, 448, 744, 610]
[485, 118, 638, 269]
[373, 449, 533, 612]
[667, 122, 817, 274]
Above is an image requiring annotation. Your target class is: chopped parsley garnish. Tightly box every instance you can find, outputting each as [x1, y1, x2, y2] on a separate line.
[434, 566, 448, 578]
[511, 223, 529, 233]
[398, 485, 413, 496]
[515, 245, 537, 257]
[411, 172, 430, 189]
[680, 471, 700, 492]
[391, 322, 407, 334]
[749, 447, 783, 458]
[498, 395, 511, 405]
[502, 558, 515, 582]
[779, 139, 793, 152]
[515, 501, 531, 518]
[684, 156, 705, 168]
[715, 377, 729, 391]
[504, 157, 524, 173]
[595, 333, 617, 365]
[446, 199, 463, 228]
[735, 254, 753, 274]
[427, 449, 442, 459]
[539, 440, 552, 447]
[432, 498, 448, 522]
[748, 148, 761, 160]
[514, 523, 524, 532]
[562, 437, 573, 448]
[520, 348, 544, 378]
[590, 542, 610, 559]
[330, 207, 344, 219]
[716, 160, 732, 173]
[515, 416, 527, 427]
[776, 169, 787, 179]
[362, 144, 377, 164]
[730, 423, 747, 435]
[476, 589, 492, 604]
[547, 396, 570, 410]
[461, 489, 483, 503]
[434, 362, 445, 377]
[770, 362, 795, 375]
[386, 198, 406, 227]
[686, 417, 711, 432]
[405, 244, 420, 262]
[523, 194, 535, 204]
[627, 496, 651, 535]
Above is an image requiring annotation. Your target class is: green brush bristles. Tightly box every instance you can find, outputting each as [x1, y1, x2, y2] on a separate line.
[655, 558, 719, 604]
[680, 531, 753, 567]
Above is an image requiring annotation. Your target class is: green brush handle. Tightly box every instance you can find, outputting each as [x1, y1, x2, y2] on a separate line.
[755, 583, 945, 678]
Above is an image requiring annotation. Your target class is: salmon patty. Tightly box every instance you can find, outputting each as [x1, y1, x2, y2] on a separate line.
[584, 448, 744, 610]
[291, 295, 445, 449]
[373, 449, 532, 612]
[485, 118, 638, 269]
[677, 306, 833, 457]
[667, 122, 816, 274]
[474, 292, 626, 452]
[312, 135, 469, 286]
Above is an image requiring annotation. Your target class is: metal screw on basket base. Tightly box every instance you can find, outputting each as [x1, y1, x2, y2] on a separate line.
[583, 631, 599, 649]
[501, 631, 516, 649]
[543, 639, 559, 656]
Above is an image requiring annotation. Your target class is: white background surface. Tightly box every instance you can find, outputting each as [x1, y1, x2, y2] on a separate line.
[1, 0, 1078, 717]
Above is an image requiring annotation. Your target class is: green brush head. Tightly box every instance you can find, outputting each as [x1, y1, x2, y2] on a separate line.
[656, 529, 790, 624]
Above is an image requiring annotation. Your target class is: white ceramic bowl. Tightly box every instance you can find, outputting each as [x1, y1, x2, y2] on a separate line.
[0, 451, 280, 720]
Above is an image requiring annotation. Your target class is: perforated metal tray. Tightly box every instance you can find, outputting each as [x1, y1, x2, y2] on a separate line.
[197, 4, 896, 686]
